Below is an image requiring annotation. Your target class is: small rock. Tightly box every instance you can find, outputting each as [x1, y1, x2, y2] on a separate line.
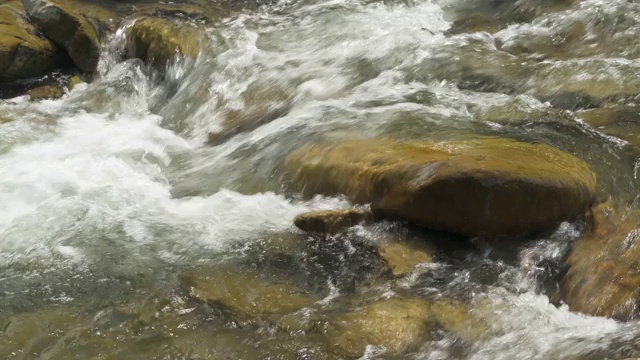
[294, 208, 374, 234]
[285, 137, 597, 237]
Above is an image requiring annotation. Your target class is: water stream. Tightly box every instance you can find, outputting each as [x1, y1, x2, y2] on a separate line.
[3, 0, 640, 358]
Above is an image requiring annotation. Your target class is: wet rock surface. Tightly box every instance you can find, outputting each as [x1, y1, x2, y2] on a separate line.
[286, 137, 597, 237]
[0, 0, 66, 81]
[294, 208, 374, 233]
[562, 201, 640, 321]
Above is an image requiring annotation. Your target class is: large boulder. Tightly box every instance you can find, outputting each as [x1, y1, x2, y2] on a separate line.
[285, 138, 597, 237]
[0, 0, 65, 80]
[562, 201, 640, 320]
[22, 0, 113, 73]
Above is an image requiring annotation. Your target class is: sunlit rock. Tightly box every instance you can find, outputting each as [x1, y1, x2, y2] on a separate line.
[562, 200, 640, 320]
[207, 84, 294, 145]
[293, 208, 374, 234]
[125, 16, 205, 69]
[285, 137, 597, 237]
[0, 0, 66, 81]
[22, 0, 114, 73]
[182, 268, 318, 319]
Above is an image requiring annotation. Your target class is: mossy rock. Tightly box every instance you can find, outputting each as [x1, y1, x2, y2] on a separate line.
[562, 200, 640, 320]
[182, 268, 318, 319]
[0, 0, 65, 80]
[22, 0, 113, 73]
[285, 137, 597, 237]
[125, 16, 204, 69]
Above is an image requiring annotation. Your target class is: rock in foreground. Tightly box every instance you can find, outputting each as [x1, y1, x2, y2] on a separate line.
[562, 201, 640, 320]
[285, 138, 596, 237]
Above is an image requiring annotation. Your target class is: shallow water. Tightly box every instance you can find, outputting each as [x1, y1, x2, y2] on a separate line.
[3, 0, 640, 358]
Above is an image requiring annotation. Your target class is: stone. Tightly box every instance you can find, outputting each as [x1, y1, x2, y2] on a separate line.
[293, 208, 374, 234]
[377, 240, 434, 276]
[326, 297, 485, 358]
[562, 200, 640, 320]
[27, 84, 63, 100]
[326, 298, 432, 357]
[22, 0, 114, 73]
[125, 16, 204, 69]
[182, 268, 317, 318]
[0, 307, 81, 358]
[285, 138, 597, 237]
[0, 0, 65, 80]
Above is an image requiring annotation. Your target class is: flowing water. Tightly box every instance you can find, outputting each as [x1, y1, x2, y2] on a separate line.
[3, 0, 640, 358]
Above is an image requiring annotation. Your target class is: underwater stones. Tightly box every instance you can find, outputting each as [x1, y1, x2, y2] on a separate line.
[377, 240, 434, 276]
[326, 298, 432, 357]
[326, 297, 485, 358]
[207, 99, 293, 146]
[293, 208, 374, 234]
[125, 16, 203, 69]
[0, 0, 65, 80]
[22, 0, 112, 73]
[0, 307, 81, 358]
[183, 269, 317, 318]
[285, 138, 597, 237]
[562, 201, 640, 321]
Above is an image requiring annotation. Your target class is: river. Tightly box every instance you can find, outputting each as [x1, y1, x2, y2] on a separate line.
[2, 0, 640, 358]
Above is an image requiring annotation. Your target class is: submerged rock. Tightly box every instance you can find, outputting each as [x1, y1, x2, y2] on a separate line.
[0, 0, 65, 80]
[125, 16, 204, 69]
[22, 0, 113, 73]
[182, 268, 318, 319]
[562, 201, 640, 320]
[0, 307, 82, 358]
[377, 239, 434, 276]
[285, 138, 597, 237]
[294, 208, 374, 234]
[326, 297, 485, 358]
[207, 100, 293, 145]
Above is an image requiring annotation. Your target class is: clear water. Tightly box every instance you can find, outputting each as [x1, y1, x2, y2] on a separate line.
[2, 0, 640, 358]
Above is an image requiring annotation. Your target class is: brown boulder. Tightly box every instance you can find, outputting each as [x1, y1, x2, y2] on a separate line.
[125, 16, 204, 69]
[0, 0, 65, 80]
[285, 138, 597, 237]
[22, 0, 113, 73]
[562, 200, 640, 320]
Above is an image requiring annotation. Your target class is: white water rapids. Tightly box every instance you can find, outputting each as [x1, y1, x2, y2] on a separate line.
[2, 0, 640, 358]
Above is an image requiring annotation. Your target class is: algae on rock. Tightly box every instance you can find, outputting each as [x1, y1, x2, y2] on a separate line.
[0, 0, 66, 80]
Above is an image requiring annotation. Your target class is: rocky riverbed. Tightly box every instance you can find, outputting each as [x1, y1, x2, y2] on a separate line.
[3, 0, 640, 358]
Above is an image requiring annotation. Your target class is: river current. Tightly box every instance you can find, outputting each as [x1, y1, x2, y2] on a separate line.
[2, 0, 640, 358]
